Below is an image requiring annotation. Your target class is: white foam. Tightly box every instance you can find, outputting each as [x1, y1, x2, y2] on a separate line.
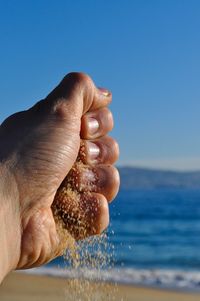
[20, 267, 200, 291]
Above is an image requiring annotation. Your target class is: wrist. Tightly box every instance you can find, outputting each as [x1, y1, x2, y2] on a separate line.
[0, 163, 21, 283]
[0, 206, 10, 283]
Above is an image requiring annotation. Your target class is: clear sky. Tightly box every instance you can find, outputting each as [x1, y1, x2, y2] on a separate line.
[0, 0, 200, 170]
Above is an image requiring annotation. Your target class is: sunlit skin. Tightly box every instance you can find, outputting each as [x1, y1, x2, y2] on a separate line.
[0, 73, 119, 283]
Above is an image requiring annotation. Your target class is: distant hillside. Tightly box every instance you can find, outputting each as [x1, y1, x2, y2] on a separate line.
[118, 167, 200, 189]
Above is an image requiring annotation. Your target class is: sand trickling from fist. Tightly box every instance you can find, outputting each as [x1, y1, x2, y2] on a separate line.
[51, 145, 119, 300]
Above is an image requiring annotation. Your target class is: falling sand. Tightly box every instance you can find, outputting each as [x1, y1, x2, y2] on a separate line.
[51, 145, 120, 301]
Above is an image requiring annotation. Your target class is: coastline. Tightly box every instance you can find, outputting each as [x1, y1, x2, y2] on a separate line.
[1, 272, 200, 301]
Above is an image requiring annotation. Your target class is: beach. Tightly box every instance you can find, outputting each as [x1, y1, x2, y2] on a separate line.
[0, 272, 200, 301]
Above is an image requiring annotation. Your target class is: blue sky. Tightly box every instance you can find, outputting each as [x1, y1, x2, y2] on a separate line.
[0, 0, 200, 170]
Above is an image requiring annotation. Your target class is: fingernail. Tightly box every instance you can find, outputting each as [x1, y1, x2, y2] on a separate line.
[98, 87, 111, 97]
[87, 142, 100, 160]
[88, 118, 99, 135]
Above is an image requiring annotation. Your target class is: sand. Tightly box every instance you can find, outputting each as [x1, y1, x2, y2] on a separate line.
[0, 272, 200, 301]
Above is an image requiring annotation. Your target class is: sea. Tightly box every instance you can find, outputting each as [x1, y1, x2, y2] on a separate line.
[26, 188, 200, 291]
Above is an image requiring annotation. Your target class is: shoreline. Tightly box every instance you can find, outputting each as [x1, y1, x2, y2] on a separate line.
[1, 272, 200, 301]
[17, 266, 200, 292]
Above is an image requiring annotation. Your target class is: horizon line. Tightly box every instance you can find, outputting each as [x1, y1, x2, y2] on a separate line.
[117, 157, 200, 172]
[117, 164, 200, 173]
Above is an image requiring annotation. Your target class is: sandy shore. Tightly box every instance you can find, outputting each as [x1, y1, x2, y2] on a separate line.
[0, 272, 200, 301]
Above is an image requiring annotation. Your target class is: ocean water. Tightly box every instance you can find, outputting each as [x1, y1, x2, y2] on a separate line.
[28, 189, 200, 290]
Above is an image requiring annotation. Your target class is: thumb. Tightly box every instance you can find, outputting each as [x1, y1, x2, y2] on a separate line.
[45, 72, 112, 116]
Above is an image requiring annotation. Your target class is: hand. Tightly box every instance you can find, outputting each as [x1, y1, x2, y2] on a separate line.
[0, 73, 119, 281]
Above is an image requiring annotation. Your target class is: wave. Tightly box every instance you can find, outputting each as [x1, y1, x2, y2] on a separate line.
[21, 267, 200, 291]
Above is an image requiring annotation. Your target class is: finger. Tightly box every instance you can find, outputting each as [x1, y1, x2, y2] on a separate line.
[81, 107, 114, 139]
[52, 189, 109, 240]
[78, 136, 119, 165]
[32, 73, 112, 118]
[67, 163, 120, 202]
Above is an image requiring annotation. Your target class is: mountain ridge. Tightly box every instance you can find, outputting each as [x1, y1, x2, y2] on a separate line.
[118, 166, 200, 189]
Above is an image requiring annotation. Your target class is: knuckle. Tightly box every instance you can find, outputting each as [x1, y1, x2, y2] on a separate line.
[108, 165, 120, 199]
[106, 138, 119, 163]
[108, 111, 114, 128]
[63, 72, 94, 90]
[96, 196, 109, 234]
[102, 107, 113, 123]
[113, 139, 120, 158]
[103, 136, 119, 161]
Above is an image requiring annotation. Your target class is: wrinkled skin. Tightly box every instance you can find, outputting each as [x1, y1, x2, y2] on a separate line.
[0, 73, 119, 282]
